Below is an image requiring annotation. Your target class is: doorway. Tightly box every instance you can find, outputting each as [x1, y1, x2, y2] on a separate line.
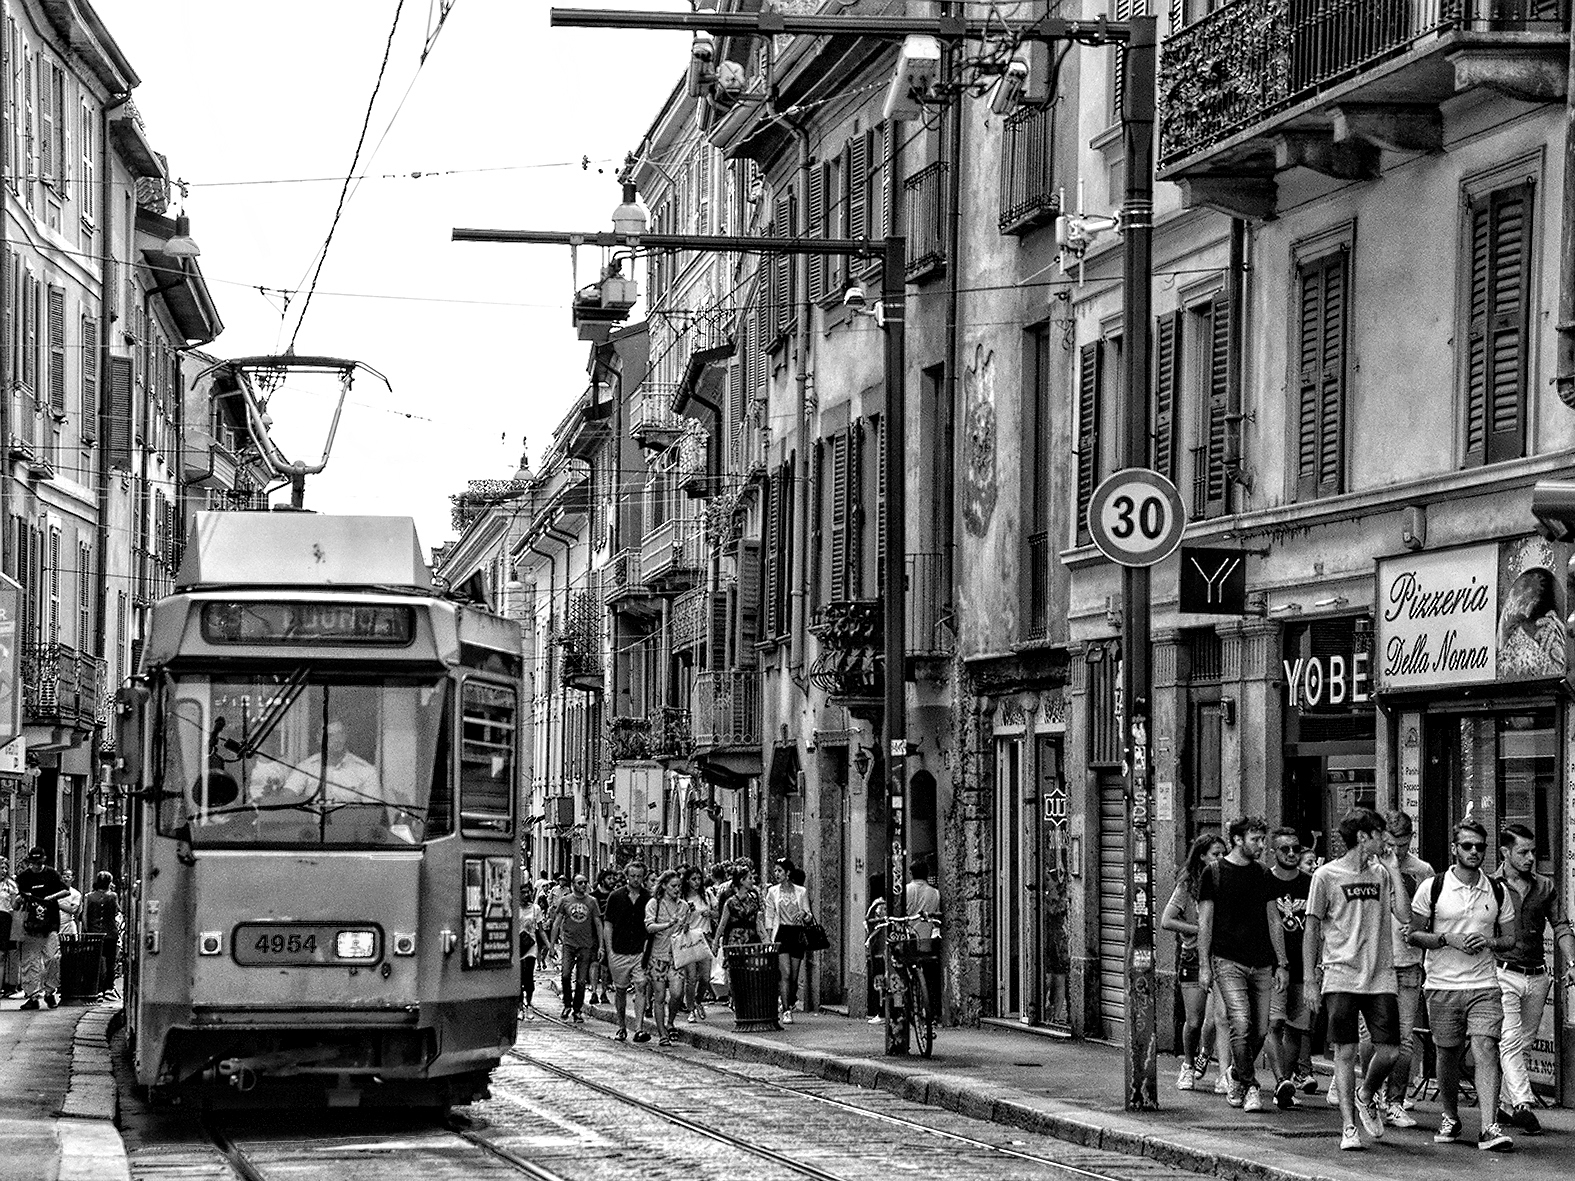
[993, 736, 1025, 1017]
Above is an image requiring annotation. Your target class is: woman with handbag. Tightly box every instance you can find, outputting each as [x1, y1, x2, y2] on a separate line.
[676, 867, 713, 1021]
[644, 870, 691, 1047]
[765, 857, 813, 1024]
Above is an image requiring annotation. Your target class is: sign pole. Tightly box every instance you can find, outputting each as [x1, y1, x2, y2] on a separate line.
[1119, 15, 1159, 1113]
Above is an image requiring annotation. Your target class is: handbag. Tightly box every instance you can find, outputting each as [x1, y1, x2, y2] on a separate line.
[673, 926, 709, 969]
[802, 917, 832, 954]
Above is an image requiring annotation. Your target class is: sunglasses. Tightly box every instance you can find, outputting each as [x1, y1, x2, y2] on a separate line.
[1276, 844, 1301, 853]
[1456, 841, 1486, 851]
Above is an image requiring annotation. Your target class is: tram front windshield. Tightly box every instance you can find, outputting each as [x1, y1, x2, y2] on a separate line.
[159, 672, 449, 847]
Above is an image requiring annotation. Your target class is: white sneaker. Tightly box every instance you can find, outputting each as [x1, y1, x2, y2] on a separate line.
[1215, 1066, 1233, 1095]
[1326, 1079, 1342, 1107]
[1177, 1065, 1197, 1091]
[781, 1008, 793, 1025]
[867, 1015, 884, 1024]
[1385, 1100, 1418, 1129]
[1243, 1086, 1264, 1113]
[1340, 1124, 1365, 1151]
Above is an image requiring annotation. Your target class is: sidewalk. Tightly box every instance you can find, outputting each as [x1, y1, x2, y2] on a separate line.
[0, 992, 127, 1181]
[568, 981, 1574, 1181]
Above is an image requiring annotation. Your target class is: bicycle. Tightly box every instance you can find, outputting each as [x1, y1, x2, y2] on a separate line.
[865, 911, 941, 1057]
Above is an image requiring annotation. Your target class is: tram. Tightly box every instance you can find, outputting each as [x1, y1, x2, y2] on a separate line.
[118, 512, 522, 1107]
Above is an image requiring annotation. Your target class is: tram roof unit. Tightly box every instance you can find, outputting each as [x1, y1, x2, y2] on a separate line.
[176, 512, 435, 592]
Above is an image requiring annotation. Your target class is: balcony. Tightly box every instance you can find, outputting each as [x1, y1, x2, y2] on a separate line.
[182, 430, 239, 490]
[631, 384, 684, 451]
[999, 104, 1060, 236]
[905, 552, 955, 661]
[671, 586, 709, 651]
[22, 643, 104, 730]
[809, 599, 883, 704]
[604, 546, 659, 616]
[556, 590, 604, 692]
[903, 161, 949, 282]
[676, 429, 713, 499]
[692, 671, 762, 750]
[640, 515, 702, 593]
[1158, 0, 1569, 216]
[653, 707, 694, 762]
[608, 715, 654, 762]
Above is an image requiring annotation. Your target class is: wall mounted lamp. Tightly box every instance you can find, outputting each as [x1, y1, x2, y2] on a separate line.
[852, 744, 874, 779]
[1313, 595, 1349, 610]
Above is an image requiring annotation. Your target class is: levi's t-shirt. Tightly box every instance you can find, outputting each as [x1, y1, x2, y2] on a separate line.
[1307, 858, 1396, 994]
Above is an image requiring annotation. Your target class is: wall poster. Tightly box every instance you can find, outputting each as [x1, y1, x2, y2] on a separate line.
[462, 855, 514, 970]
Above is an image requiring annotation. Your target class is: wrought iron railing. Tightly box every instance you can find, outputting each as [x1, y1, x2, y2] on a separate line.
[906, 552, 954, 658]
[1026, 532, 1050, 641]
[671, 586, 708, 651]
[692, 670, 762, 748]
[903, 161, 949, 280]
[641, 515, 702, 587]
[557, 590, 603, 690]
[1191, 445, 1211, 521]
[21, 642, 104, 727]
[654, 707, 694, 761]
[999, 104, 1059, 234]
[631, 384, 684, 443]
[809, 599, 883, 699]
[1160, 0, 1568, 165]
[605, 547, 645, 602]
[676, 428, 712, 497]
[608, 715, 653, 762]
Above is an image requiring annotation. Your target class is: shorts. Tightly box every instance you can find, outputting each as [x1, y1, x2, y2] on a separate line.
[647, 956, 673, 987]
[1326, 992, 1399, 1046]
[1177, 958, 1201, 985]
[1425, 986, 1504, 1049]
[608, 951, 647, 991]
[776, 924, 806, 957]
[1270, 978, 1311, 1030]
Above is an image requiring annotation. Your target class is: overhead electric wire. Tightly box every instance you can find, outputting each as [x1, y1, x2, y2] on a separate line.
[286, 0, 409, 353]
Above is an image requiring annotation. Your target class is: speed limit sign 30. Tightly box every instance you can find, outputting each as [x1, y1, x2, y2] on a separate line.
[1087, 468, 1186, 567]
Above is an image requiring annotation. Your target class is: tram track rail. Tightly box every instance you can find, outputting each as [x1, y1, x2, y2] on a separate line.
[530, 1008, 1139, 1181]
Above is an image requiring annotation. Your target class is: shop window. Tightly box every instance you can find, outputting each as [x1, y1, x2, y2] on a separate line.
[1420, 709, 1555, 878]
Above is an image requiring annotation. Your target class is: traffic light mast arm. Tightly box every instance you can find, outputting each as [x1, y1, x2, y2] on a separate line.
[549, 8, 1133, 45]
[452, 227, 880, 259]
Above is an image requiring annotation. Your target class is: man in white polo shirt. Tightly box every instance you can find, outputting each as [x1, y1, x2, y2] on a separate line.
[1410, 819, 1517, 1152]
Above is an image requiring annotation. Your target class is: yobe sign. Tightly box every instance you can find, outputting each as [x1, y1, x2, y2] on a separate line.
[1374, 537, 1567, 692]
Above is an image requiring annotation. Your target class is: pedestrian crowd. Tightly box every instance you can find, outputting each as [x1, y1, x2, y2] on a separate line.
[517, 854, 825, 1045]
[0, 847, 121, 1009]
[1165, 807, 1573, 1154]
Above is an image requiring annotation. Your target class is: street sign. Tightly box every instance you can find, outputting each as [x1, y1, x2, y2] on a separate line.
[1087, 469, 1185, 567]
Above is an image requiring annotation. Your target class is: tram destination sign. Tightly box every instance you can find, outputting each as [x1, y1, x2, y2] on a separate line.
[201, 601, 416, 646]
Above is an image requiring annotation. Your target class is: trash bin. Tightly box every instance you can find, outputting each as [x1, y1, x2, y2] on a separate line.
[726, 941, 781, 1032]
[59, 934, 108, 1002]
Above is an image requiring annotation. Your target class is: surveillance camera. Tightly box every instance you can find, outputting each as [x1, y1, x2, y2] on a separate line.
[990, 58, 1029, 116]
[691, 31, 715, 63]
[842, 284, 867, 310]
[882, 34, 942, 122]
[714, 60, 746, 98]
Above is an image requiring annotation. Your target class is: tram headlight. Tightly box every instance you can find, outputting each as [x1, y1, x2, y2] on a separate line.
[198, 931, 223, 956]
[335, 929, 377, 960]
[392, 932, 416, 956]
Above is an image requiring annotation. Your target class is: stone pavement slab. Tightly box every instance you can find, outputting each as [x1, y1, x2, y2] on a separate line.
[0, 993, 129, 1181]
[572, 989, 1571, 1181]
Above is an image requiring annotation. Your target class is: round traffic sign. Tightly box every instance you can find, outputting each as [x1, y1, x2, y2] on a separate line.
[1087, 468, 1186, 567]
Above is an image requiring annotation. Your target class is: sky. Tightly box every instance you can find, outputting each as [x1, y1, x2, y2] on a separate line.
[90, 0, 690, 552]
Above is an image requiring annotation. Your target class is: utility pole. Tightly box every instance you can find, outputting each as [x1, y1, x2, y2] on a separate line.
[545, 7, 1159, 1097]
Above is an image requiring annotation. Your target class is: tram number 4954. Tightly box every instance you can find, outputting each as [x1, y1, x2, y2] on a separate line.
[256, 932, 317, 955]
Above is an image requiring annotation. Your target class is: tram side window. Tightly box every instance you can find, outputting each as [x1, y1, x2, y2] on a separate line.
[460, 681, 515, 836]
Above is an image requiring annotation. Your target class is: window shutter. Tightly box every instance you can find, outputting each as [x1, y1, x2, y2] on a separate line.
[729, 354, 745, 436]
[52, 64, 65, 197]
[772, 190, 794, 339]
[764, 463, 781, 637]
[779, 455, 795, 641]
[875, 413, 887, 592]
[862, 126, 881, 241]
[1075, 342, 1102, 544]
[736, 539, 761, 664]
[1296, 252, 1347, 499]
[1152, 310, 1180, 480]
[710, 582, 731, 669]
[107, 355, 132, 469]
[848, 134, 869, 245]
[47, 285, 65, 416]
[1, 250, 10, 392]
[1205, 291, 1230, 509]
[23, 273, 37, 392]
[807, 162, 826, 304]
[38, 59, 52, 182]
[848, 422, 864, 597]
[1464, 182, 1532, 467]
[830, 429, 849, 600]
[80, 315, 97, 442]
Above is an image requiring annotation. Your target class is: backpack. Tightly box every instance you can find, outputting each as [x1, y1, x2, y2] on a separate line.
[21, 898, 49, 936]
[1421, 871, 1505, 937]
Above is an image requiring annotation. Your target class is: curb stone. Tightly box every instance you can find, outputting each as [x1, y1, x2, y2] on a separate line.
[578, 1002, 1368, 1181]
[57, 1001, 130, 1181]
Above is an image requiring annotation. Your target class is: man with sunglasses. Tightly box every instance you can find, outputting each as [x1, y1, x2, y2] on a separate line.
[1410, 819, 1518, 1152]
[1265, 827, 1311, 1111]
[1492, 822, 1574, 1137]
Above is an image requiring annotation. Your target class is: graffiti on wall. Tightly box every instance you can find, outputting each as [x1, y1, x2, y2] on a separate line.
[962, 342, 998, 537]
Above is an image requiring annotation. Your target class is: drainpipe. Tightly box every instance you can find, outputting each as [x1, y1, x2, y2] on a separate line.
[790, 123, 814, 687]
[943, 46, 964, 613]
[526, 536, 559, 862]
[1225, 218, 1248, 508]
[1557, 16, 1575, 409]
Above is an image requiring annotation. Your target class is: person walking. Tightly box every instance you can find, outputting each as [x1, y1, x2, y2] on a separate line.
[1265, 827, 1311, 1111]
[678, 867, 713, 1022]
[645, 870, 691, 1046]
[589, 869, 618, 1003]
[765, 857, 812, 1024]
[1364, 810, 1432, 1126]
[518, 884, 543, 1016]
[1410, 819, 1518, 1152]
[603, 860, 653, 1043]
[56, 871, 82, 939]
[1303, 807, 1412, 1152]
[14, 847, 67, 1009]
[1162, 832, 1226, 1091]
[1493, 822, 1574, 1137]
[548, 873, 602, 1022]
[1197, 816, 1289, 1113]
